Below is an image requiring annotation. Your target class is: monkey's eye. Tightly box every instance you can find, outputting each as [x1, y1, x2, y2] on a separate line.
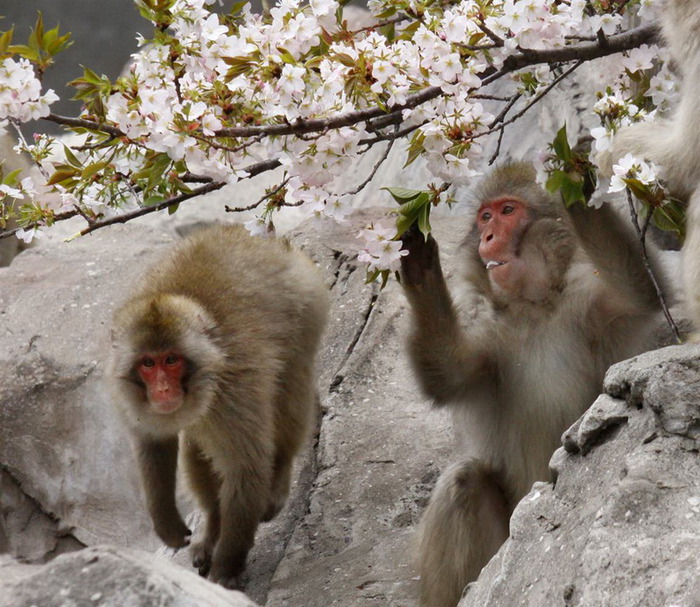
[480, 211, 492, 222]
[165, 354, 180, 365]
[502, 205, 515, 215]
[142, 357, 155, 368]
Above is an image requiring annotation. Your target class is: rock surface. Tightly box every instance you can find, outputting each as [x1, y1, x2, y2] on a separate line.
[0, 545, 256, 607]
[460, 345, 700, 607]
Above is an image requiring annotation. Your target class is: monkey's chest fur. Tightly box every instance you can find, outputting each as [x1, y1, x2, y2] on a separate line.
[453, 305, 634, 500]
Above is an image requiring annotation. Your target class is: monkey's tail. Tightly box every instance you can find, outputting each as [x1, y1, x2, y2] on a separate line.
[417, 459, 510, 607]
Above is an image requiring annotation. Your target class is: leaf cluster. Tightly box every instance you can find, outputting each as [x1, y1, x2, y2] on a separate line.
[0, 13, 71, 74]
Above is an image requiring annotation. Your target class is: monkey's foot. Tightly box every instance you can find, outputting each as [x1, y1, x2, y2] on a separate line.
[208, 559, 247, 589]
[191, 540, 213, 577]
[209, 572, 245, 591]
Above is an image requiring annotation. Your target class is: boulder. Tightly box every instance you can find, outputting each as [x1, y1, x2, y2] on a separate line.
[0, 545, 257, 607]
[460, 345, 700, 607]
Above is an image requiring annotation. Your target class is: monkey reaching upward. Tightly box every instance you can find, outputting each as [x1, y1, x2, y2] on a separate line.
[611, 0, 700, 328]
[107, 224, 329, 588]
[399, 164, 666, 607]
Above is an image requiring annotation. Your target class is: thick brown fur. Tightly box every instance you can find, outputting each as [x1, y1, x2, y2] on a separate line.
[610, 0, 700, 327]
[107, 223, 329, 587]
[400, 163, 665, 607]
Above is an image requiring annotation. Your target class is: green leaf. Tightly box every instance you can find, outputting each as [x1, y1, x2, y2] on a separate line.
[62, 145, 82, 168]
[8, 43, 36, 61]
[46, 168, 79, 186]
[395, 191, 431, 237]
[404, 131, 425, 168]
[229, 0, 249, 16]
[551, 124, 572, 162]
[560, 176, 584, 207]
[0, 28, 14, 54]
[545, 169, 567, 194]
[365, 268, 390, 288]
[29, 12, 44, 53]
[383, 186, 425, 203]
[373, 6, 397, 19]
[652, 200, 686, 241]
[143, 194, 165, 206]
[1, 168, 22, 184]
[42, 24, 72, 56]
[81, 160, 110, 179]
[416, 202, 432, 239]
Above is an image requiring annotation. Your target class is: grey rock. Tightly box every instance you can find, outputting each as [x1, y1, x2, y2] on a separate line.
[460, 344, 700, 607]
[0, 545, 257, 607]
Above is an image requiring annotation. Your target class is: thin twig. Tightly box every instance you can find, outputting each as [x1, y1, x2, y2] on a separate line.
[478, 60, 585, 152]
[476, 20, 504, 46]
[225, 177, 290, 213]
[347, 133, 397, 196]
[490, 92, 523, 128]
[499, 60, 583, 126]
[625, 189, 681, 343]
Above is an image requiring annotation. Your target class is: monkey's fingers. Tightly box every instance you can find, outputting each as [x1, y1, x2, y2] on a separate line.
[155, 521, 192, 549]
[399, 225, 440, 288]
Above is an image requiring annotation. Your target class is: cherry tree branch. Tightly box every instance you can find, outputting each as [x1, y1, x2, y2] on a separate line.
[43, 25, 657, 143]
[0, 24, 657, 241]
[625, 189, 681, 343]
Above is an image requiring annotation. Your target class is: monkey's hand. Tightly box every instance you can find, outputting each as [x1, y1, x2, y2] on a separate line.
[153, 513, 192, 549]
[399, 224, 441, 289]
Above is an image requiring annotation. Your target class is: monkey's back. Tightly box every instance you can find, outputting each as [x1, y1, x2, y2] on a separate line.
[137, 223, 329, 346]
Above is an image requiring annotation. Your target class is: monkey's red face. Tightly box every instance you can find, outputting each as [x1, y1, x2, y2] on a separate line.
[137, 352, 186, 414]
[476, 197, 529, 291]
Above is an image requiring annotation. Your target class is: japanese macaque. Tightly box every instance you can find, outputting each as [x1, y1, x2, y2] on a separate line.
[107, 224, 329, 588]
[610, 0, 700, 327]
[399, 164, 665, 607]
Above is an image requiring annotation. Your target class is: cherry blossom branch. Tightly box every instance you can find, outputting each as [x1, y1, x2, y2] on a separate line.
[0, 22, 659, 242]
[347, 131, 398, 196]
[225, 177, 289, 213]
[40, 25, 656, 146]
[625, 189, 681, 343]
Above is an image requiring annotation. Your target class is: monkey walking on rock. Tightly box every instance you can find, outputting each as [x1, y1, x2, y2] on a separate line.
[107, 223, 329, 588]
[399, 163, 668, 607]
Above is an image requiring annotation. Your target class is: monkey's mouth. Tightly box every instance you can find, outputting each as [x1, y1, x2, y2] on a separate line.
[485, 260, 506, 270]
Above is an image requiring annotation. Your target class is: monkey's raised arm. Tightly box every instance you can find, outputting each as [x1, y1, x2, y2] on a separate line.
[566, 202, 663, 312]
[135, 436, 191, 548]
[400, 226, 493, 404]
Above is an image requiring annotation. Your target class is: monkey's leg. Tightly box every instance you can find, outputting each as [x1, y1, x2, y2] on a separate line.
[209, 466, 272, 588]
[418, 460, 510, 607]
[683, 189, 700, 334]
[181, 439, 221, 576]
[135, 436, 191, 548]
[264, 359, 317, 522]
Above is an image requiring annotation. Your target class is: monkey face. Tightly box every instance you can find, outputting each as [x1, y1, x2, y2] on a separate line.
[476, 197, 530, 294]
[136, 351, 187, 414]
